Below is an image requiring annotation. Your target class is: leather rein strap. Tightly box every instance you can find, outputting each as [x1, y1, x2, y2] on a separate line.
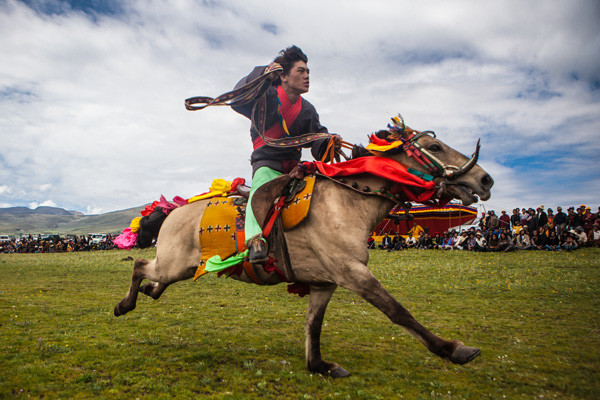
[185, 65, 332, 149]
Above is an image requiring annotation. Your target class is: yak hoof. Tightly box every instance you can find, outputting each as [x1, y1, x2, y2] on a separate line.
[328, 364, 351, 378]
[450, 343, 480, 365]
[114, 301, 134, 317]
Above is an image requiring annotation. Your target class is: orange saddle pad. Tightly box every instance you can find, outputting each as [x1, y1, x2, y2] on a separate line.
[196, 175, 316, 279]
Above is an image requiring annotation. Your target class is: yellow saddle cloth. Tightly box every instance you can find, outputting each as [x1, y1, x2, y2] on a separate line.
[195, 175, 316, 280]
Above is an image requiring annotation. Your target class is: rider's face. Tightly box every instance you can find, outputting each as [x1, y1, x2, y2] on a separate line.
[281, 61, 310, 95]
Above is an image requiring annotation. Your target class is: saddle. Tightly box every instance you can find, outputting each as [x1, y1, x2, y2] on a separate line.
[195, 175, 316, 283]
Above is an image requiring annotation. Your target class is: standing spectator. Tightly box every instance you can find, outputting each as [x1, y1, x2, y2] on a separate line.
[583, 207, 595, 237]
[568, 207, 582, 229]
[510, 209, 521, 229]
[527, 209, 539, 236]
[536, 206, 548, 228]
[554, 206, 567, 233]
[478, 212, 487, 232]
[554, 206, 568, 234]
[488, 211, 499, 232]
[546, 208, 555, 231]
[520, 208, 529, 226]
[499, 210, 510, 229]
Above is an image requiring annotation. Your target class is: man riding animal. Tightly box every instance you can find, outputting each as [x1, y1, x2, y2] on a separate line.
[229, 46, 342, 264]
[115, 48, 495, 378]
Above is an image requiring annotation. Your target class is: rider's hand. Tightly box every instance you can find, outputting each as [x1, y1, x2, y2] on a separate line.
[265, 63, 283, 80]
[331, 134, 342, 151]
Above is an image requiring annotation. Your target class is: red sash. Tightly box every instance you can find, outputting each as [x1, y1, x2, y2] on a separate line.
[253, 86, 302, 150]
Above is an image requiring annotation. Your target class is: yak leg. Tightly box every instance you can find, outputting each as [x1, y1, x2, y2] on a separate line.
[114, 258, 149, 316]
[305, 284, 350, 378]
[139, 281, 169, 299]
[114, 257, 195, 317]
[338, 263, 480, 365]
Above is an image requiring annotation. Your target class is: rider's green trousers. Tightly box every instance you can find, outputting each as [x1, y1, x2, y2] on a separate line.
[245, 167, 282, 242]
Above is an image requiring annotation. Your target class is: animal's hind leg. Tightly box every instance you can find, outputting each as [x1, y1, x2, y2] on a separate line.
[114, 258, 150, 316]
[337, 262, 480, 365]
[139, 282, 169, 300]
[305, 284, 350, 378]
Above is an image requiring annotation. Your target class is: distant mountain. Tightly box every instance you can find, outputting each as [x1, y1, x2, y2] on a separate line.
[0, 206, 80, 216]
[0, 205, 146, 235]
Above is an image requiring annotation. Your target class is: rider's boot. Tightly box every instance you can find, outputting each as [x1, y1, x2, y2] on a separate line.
[247, 235, 268, 264]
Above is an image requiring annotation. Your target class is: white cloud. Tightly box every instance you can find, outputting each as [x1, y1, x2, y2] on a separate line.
[28, 200, 57, 209]
[1, 0, 599, 215]
[85, 205, 104, 215]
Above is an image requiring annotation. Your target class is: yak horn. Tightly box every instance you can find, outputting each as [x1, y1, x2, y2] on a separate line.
[445, 139, 480, 180]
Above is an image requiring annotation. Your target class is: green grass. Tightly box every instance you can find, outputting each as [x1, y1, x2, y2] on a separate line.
[1, 248, 599, 399]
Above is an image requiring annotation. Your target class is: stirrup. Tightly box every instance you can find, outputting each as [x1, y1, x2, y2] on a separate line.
[247, 235, 268, 264]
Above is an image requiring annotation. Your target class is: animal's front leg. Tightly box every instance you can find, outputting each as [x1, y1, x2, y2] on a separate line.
[336, 261, 480, 365]
[305, 283, 350, 378]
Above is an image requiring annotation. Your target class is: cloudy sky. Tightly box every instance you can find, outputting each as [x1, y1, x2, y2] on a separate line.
[1, 0, 599, 215]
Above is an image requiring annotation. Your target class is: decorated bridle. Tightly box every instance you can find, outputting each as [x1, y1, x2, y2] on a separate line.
[366, 114, 481, 183]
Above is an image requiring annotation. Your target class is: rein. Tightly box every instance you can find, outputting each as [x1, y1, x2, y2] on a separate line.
[185, 65, 333, 149]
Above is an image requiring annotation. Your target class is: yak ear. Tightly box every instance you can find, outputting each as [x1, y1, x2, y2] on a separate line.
[351, 144, 372, 159]
[374, 130, 391, 141]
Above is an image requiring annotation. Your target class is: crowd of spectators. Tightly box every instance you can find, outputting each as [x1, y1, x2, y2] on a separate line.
[0, 234, 117, 254]
[371, 204, 600, 252]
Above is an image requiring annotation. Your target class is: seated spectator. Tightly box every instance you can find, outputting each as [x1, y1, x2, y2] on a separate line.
[562, 232, 578, 251]
[405, 232, 417, 248]
[545, 230, 560, 251]
[441, 232, 454, 250]
[488, 233, 500, 251]
[574, 227, 588, 247]
[468, 231, 486, 252]
[433, 233, 443, 249]
[515, 230, 532, 250]
[418, 232, 434, 250]
[455, 231, 468, 250]
[367, 236, 375, 249]
[498, 232, 515, 252]
[378, 233, 393, 250]
[534, 227, 548, 249]
[591, 225, 600, 247]
[392, 234, 407, 251]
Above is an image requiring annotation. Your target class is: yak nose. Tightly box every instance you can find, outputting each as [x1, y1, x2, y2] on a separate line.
[481, 173, 494, 190]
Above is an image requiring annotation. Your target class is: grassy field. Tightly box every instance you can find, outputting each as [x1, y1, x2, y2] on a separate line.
[1, 248, 599, 399]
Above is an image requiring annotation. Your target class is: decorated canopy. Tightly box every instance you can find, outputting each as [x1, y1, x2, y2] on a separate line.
[375, 202, 478, 236]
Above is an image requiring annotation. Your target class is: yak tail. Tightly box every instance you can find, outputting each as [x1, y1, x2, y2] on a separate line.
[137, 207, 168, 248]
